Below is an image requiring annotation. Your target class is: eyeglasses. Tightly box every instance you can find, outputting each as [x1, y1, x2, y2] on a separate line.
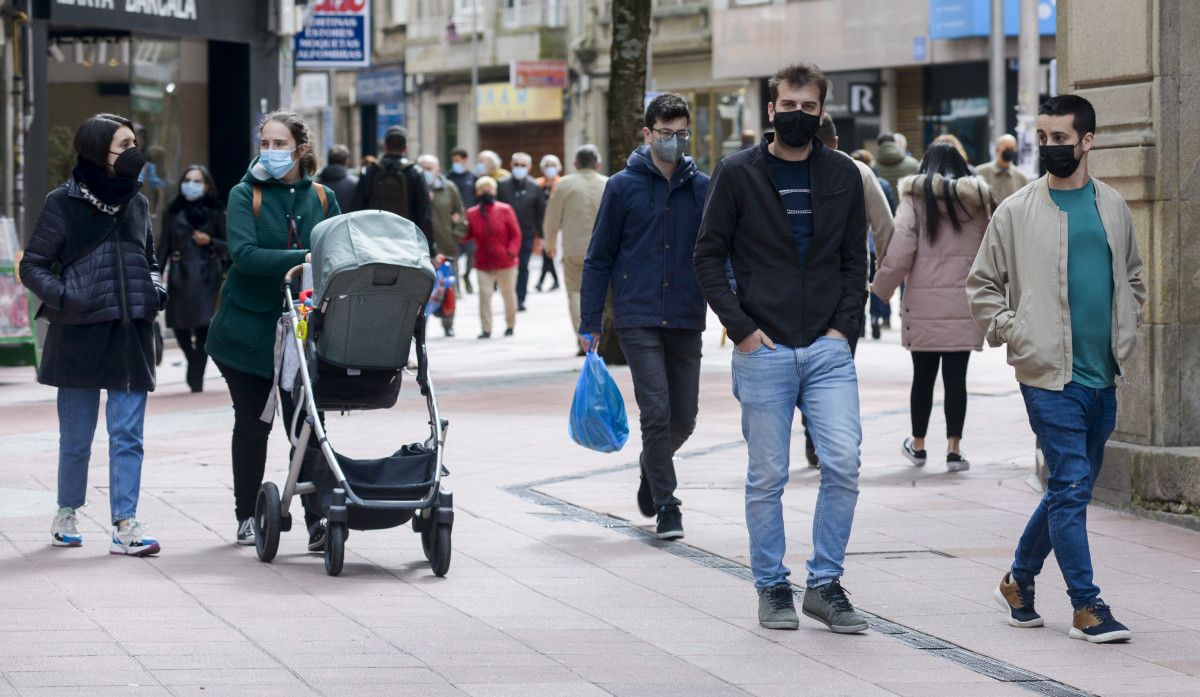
[650, 127, 692, 140]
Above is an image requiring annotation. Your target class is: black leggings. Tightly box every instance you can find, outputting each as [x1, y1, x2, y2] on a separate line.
[911, 351, 971, 439]
[216, 361, 321, 527]
[175, 326, 209, 391]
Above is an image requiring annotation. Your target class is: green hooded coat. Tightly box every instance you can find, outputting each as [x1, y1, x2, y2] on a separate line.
[205, 158, 341, 378]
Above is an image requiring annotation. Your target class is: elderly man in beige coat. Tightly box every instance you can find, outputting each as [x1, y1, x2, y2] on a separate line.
[543, 144, 608, 348]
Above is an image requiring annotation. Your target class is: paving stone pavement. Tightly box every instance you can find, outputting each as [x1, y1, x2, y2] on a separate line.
[1, 265, 1198, 697]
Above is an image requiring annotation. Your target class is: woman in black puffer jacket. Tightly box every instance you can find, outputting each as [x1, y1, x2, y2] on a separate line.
[19, 113, 166, 557]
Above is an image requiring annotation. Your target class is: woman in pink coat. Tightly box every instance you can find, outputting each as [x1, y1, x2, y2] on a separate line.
[870, 142, 995, 473]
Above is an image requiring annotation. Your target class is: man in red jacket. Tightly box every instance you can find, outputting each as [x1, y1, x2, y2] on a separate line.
[463, 176, 521, 338]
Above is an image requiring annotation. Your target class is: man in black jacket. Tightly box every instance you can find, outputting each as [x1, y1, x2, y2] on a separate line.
[694, 63, 868, 634]
[496, 152, 545, 311]
[352, 127, 433, 254]
[317, 144, 359, 213]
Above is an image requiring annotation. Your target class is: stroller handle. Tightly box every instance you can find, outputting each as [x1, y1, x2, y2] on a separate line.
[283, 263, 313, 293]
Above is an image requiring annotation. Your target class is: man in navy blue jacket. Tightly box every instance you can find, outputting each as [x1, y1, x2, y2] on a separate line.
[579, 93, 710, 541]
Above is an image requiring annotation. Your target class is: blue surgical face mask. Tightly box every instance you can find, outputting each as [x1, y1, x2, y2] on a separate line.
[542, 166, 558, 179]
[180, 181, 205, 201]
[423, 170, 435, 186]
[512, 166, 529, 180]
[260, 148, 297, 179]
[451, 162, 466, 175]
[474, 162, 487, 176]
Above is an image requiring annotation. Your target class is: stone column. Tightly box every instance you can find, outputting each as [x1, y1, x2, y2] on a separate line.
[1058, 0, 1200, 521]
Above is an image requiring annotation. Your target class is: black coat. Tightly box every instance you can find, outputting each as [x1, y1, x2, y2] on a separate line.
[157, 196, 227, 330]
[497, 176, 546, 250]
[694, 135, 868, 347]
[20, 180, 166, 391]
[317, 164, 359, 213]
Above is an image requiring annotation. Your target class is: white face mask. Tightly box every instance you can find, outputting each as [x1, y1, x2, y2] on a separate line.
[180, 181, 205, 201]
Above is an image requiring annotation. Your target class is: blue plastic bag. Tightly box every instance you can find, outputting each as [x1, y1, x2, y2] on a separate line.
[569, 348, 629, 452]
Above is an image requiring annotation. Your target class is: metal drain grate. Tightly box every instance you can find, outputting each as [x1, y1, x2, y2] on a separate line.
[510, 476, 1097, 697]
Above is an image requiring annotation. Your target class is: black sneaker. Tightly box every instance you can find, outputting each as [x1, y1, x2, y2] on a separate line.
[655, 505, 683, 540]
[236, 518, 255, 546]
[307, 521, 327, 552]
[871, 322, 882, 340]
[636, 474, 655, 518]
[757, 584, 799, 630]
[518, 304, 527, 312]
[1070, 603, 1132, 643]
[902, 438, 927, 467]
[801, 580, 868, 633]
[445, 328, 455, 338]
[994, 572, 1044, 628]
[504, 327, 514, 337]
[477, 332, 491, 340]
[946, 452, 970, 472]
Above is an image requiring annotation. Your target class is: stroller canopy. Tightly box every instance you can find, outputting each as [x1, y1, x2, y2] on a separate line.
[310, 210, 434, 306]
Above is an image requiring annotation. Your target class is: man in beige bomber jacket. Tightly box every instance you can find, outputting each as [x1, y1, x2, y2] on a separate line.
[967, 95, 1146, 645]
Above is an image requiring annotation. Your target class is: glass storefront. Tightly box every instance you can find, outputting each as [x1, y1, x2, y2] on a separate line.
[46, 36, 208, 222]
[678, 89, 746, 174]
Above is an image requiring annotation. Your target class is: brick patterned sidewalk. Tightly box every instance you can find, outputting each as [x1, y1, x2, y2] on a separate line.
[1, 280, 1197, 697]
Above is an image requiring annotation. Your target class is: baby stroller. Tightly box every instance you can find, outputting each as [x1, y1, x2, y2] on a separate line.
[252, 210, 454, 577]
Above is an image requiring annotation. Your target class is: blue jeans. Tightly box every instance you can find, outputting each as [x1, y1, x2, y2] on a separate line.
[57, 388, 148, 524]
[1012, 382, 1116, 610]
[732, 337, 862, 589]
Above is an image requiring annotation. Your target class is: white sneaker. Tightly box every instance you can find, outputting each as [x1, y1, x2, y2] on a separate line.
[51, 507, 83, 547]
[110, 520, 161, 556]
[236, 518, 256, 546]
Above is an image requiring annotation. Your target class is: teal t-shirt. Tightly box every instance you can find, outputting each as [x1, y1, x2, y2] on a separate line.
[1049, 179, 1116, 388]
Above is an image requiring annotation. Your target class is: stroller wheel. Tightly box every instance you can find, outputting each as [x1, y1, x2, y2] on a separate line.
[427, 524, 452, 577]
[254, 482, 281, 563]
[324, 522, 346, 576]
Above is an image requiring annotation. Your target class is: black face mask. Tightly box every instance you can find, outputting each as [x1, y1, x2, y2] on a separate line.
[110, 147, 146, 179]
[772, 109, 821, 149]
[1000, 149, 1016, 163]
[479, 192, 496, 205]
[1039, 143, 1082, 178]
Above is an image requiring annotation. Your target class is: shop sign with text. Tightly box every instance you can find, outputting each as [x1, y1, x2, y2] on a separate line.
[296, 0, 371, 70]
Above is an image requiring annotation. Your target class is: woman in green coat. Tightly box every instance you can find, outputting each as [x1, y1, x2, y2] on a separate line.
[206, 111, 340, 548]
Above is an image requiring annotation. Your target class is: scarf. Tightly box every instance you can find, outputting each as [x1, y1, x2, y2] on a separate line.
[72, 157, 141, 213]
[168, 194, 219, 230]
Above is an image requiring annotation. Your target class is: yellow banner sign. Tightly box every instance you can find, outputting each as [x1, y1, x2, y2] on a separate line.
[476, 83, 562, 124]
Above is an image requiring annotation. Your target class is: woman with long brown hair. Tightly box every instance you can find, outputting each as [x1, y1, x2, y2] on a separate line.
[205, 111, 340, 548]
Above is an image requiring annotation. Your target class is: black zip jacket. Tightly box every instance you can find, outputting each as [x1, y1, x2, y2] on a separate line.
[694, 135, 867, 347]
[20, 180, 165, 390]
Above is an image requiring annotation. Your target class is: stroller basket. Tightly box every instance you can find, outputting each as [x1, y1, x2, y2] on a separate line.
[304, 443, 437, 531]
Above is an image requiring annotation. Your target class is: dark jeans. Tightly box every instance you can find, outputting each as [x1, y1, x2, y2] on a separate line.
[1012, 382, 1116, 609]
[615, 328, 702, 508]
[537, 250, 559, 288]
[516, 240, 534, 305]
[175, 326, 209, 392]
[910, 351, 971, 439]
[215, 361, 321, 528]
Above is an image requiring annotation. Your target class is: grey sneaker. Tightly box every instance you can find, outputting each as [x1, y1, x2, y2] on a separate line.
[51, 507, 82, 547]
[757, 584, 799, 630]
[110, 520, 160, 557]
[802, 580, 869, 634]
